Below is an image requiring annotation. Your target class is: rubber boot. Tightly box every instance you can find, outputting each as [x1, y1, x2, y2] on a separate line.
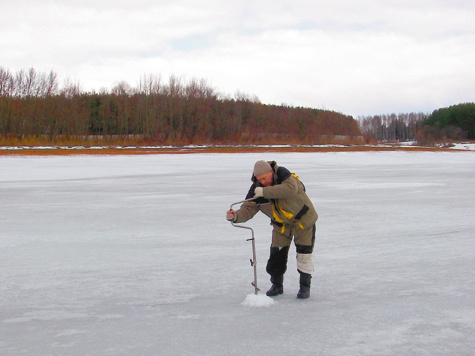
[297, 272, 311, 299]
[266, 275, 284, 296]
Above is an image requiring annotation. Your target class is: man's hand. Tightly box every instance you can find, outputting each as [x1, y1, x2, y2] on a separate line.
[254, 187, 264, 198]
[226, 209, 235, 221]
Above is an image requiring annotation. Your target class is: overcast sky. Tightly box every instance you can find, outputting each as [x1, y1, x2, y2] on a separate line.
[1, 0, 474, 117]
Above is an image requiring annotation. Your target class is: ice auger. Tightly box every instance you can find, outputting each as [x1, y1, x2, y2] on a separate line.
[229, 199, 260, 295]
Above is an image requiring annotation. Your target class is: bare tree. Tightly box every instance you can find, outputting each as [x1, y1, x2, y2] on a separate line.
[44, 70, 59, 97]
[60, 78, 82, 98]
[0, 67, 14, 97]
[137, 73, 162, 95]
[111, 81, 133, 96]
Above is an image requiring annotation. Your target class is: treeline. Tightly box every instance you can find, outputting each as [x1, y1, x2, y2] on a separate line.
[0, 67, 362, 145]
[359, 102, 475, 144]
[358, 113, 427, 142]
[418, 103, 475, 143]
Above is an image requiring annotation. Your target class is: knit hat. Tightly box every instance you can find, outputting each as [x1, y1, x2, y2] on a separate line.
[253, 160, 272, 176]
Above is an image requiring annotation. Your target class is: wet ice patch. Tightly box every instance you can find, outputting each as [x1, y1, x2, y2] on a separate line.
[241, 293, 276, 307]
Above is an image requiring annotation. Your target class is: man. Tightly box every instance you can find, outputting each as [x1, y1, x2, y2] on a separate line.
[226, 160, 318, 299]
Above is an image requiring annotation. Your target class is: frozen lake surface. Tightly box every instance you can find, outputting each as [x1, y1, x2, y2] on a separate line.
[1, 151, 474, 355]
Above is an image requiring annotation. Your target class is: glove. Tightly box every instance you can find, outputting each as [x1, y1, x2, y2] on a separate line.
[254, 187, 264, 198]
[226, 209, 235, 221]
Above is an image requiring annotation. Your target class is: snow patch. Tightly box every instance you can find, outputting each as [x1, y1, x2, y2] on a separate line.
[241, 293, 276, 307]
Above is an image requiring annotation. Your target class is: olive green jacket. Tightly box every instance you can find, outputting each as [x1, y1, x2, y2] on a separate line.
[234, 161, 318, 233]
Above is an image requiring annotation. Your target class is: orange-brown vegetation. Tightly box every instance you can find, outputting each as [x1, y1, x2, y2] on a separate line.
[0, 144, 461, 157]
[0, 68, 362, 147]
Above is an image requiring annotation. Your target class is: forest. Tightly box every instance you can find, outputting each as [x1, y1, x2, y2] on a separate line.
[420, 103, 475, 142]
[1, 67, 473, 147]
[358, 112, 427, 142]
[0, 67, 361, 146]
[359, 103, 475, 144]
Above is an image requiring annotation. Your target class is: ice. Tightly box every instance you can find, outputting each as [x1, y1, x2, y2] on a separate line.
[241, 293, 276, 307]
[1, 151, 474, 355]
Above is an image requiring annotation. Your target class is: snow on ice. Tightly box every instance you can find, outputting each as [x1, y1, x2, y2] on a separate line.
[0, 151, 474, 355]
[241, 293, 276, 308]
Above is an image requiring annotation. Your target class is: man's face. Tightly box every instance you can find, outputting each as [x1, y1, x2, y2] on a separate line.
[256, 171, 273, 187]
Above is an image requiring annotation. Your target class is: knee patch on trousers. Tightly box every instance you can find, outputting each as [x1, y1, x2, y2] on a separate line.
[296, 253, 314, 274]
[266, 246, 290, 277]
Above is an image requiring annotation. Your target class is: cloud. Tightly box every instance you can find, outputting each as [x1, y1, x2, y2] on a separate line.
[1, 0, 474, 116]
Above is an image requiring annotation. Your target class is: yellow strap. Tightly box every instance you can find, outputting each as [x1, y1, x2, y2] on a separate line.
[271, 205, 286, 233]
[291, 173, 300, 180]
[271, 205, 284, 223]
[278, 202, 294, 219]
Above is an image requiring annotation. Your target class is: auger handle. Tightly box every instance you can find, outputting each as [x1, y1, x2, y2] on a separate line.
[229, 198, 260, 295]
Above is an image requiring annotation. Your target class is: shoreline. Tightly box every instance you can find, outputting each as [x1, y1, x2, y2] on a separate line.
[1, 144, 474, 156]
